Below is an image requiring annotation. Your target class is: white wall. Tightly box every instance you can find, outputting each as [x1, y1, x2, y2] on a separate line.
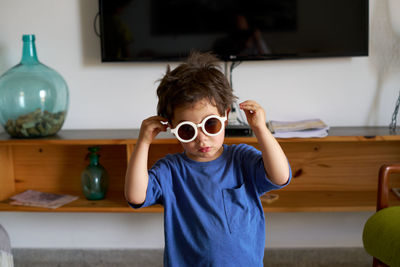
[0, 0, 399, 249]
[0, 211, 372, 249]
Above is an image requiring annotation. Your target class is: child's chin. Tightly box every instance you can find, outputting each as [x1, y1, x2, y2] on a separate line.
[186, 152, 212, 162]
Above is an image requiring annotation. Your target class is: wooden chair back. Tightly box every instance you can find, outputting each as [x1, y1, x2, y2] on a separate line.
[377, 164, 400, 211]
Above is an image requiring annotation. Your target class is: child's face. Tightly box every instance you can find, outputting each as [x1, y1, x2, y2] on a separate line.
[171, 99, 226, 162]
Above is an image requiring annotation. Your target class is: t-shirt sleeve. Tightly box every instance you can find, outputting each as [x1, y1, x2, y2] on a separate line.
[128, 162, 164, 209]
[239, 144, 292, 196]
[254, 156, 292, 196]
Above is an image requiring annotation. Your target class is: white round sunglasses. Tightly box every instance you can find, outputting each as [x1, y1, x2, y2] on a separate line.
[167, 113, 227, 143]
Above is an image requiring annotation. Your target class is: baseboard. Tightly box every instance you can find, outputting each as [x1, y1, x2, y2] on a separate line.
[12, 247, 372, 267]
[265, 247, 372, 266]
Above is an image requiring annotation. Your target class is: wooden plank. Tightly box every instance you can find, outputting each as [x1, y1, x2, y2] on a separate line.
[2, 189, 399, 213]
[12, 145, 127, 197]
[1, 127, 399, 213]
[0, 146, 15, 200]
[281, 141, 400, 192]
[262, 190, 400, 212]
[0, 191, 162, 212]
[1, 127, 400, 145]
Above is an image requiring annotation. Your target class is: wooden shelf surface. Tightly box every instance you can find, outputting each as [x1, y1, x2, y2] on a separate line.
[1, 127, 400, 213]
[0, 127, 399, 145]
[1, 190, 399, 213]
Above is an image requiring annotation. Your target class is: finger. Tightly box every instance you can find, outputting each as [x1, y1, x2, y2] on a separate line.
[142, 121, 167, 134]
[155, 121, 169, 131]
[240, 100, 259, 107]
[239, 100, 258, 106]
[244, 109, 255, 116]
[156, 116, 170, 128]
[240, 103, 259, 114]
[146, 115, 168, 123]
[144, 116, 169, 127]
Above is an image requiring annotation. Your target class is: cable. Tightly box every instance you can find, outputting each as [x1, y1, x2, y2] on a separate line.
[389, 89, 400, 133]
[229, 61, 242, 85]
[228, 61, 248, 126]
[94, 12, 100, 37]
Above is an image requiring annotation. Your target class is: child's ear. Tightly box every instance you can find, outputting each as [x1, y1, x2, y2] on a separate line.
[225, 108, 231, 125]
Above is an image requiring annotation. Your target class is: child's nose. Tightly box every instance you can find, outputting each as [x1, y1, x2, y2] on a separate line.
[196, 128, 209, 141]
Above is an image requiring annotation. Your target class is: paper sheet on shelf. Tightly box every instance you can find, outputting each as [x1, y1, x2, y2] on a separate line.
[9, 190, 78, 209]
[272, 128, 329, 138]
[268, 118, 329, 138]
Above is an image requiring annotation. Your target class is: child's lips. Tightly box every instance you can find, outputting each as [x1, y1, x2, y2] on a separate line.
[199, 147, 211, 153]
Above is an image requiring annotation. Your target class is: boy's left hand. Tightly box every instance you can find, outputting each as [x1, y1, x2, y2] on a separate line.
[239, 100, 267, 131]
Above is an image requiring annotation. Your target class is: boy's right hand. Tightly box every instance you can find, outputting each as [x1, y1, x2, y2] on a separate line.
[138, 116, 169, 145]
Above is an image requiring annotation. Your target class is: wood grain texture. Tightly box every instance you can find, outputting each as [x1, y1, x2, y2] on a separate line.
[0, 145, 15, 200]
[281, 141, 400, 192]
[11, 144, 126, 198]
[1, 128, 400, 212]
[1, 190, 399, 213]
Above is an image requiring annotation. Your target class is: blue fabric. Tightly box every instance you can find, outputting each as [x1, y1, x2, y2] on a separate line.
[130, 144, 291, 267]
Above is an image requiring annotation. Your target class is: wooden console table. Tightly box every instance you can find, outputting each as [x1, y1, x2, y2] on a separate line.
[1, 127, 399, 212]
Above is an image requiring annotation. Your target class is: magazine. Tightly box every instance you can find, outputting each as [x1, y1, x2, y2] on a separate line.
[9, 190, 78, 209]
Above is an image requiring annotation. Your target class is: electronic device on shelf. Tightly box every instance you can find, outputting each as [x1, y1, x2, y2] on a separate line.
[225, 124, 253, 137]
[98, 0, 369, 62]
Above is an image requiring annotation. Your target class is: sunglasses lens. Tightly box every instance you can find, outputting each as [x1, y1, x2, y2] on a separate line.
[178, 124, 196, 141]
[204, 117, 222, 135]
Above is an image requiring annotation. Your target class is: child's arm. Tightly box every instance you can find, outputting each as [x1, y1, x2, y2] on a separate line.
[125, 116, 168, 205]
[239, 100, 290, 186]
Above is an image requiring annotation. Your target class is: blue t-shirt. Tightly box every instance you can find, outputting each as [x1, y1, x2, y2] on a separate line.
[130, 144, 291, 266]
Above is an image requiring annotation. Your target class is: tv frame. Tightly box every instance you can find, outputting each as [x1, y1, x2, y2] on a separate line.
[98, 0, 369, 62]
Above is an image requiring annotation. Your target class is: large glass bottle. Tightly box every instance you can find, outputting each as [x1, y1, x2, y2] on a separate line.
[0, 34, 69, 137]
[81, 146, 109, 200]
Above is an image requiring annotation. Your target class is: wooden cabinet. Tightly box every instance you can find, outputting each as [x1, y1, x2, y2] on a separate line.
[1, 127, 400, 212]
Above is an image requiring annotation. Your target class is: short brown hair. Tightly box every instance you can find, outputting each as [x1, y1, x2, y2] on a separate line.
[156, 51, 237, 122]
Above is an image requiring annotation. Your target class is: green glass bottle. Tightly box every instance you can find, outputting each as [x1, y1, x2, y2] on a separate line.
[0, 34, 69, 138]
[81, 146, 109, 200]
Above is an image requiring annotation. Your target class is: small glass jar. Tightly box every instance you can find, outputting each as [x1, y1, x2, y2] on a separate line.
[0, 34, 69, 138]
[81, 146, 109, 200]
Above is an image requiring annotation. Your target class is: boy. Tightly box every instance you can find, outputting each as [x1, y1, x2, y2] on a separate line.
[125, 52, 291, 266]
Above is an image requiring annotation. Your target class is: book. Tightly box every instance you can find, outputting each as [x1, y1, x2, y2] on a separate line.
[9, 190, 78, 209]
[267, 119, 329, 138]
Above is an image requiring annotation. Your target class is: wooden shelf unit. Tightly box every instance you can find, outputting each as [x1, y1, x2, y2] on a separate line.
[1, 127, 400, 213]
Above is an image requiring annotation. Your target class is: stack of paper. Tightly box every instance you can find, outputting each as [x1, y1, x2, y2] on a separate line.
[267, 119, 329, 138]
[9, 190, 78, 209]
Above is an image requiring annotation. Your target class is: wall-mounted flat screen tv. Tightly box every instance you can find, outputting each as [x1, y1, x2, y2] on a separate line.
[99, 0, 369, 62]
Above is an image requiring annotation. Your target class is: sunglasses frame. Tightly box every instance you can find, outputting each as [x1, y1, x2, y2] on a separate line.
[170, 113, 227, 143]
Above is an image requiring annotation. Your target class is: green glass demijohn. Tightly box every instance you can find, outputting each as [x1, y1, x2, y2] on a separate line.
[0, 34, 69, 138]
[81, 146, 109, 200]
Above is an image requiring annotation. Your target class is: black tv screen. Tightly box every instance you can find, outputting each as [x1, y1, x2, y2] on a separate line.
[99, 0, 369, 62]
